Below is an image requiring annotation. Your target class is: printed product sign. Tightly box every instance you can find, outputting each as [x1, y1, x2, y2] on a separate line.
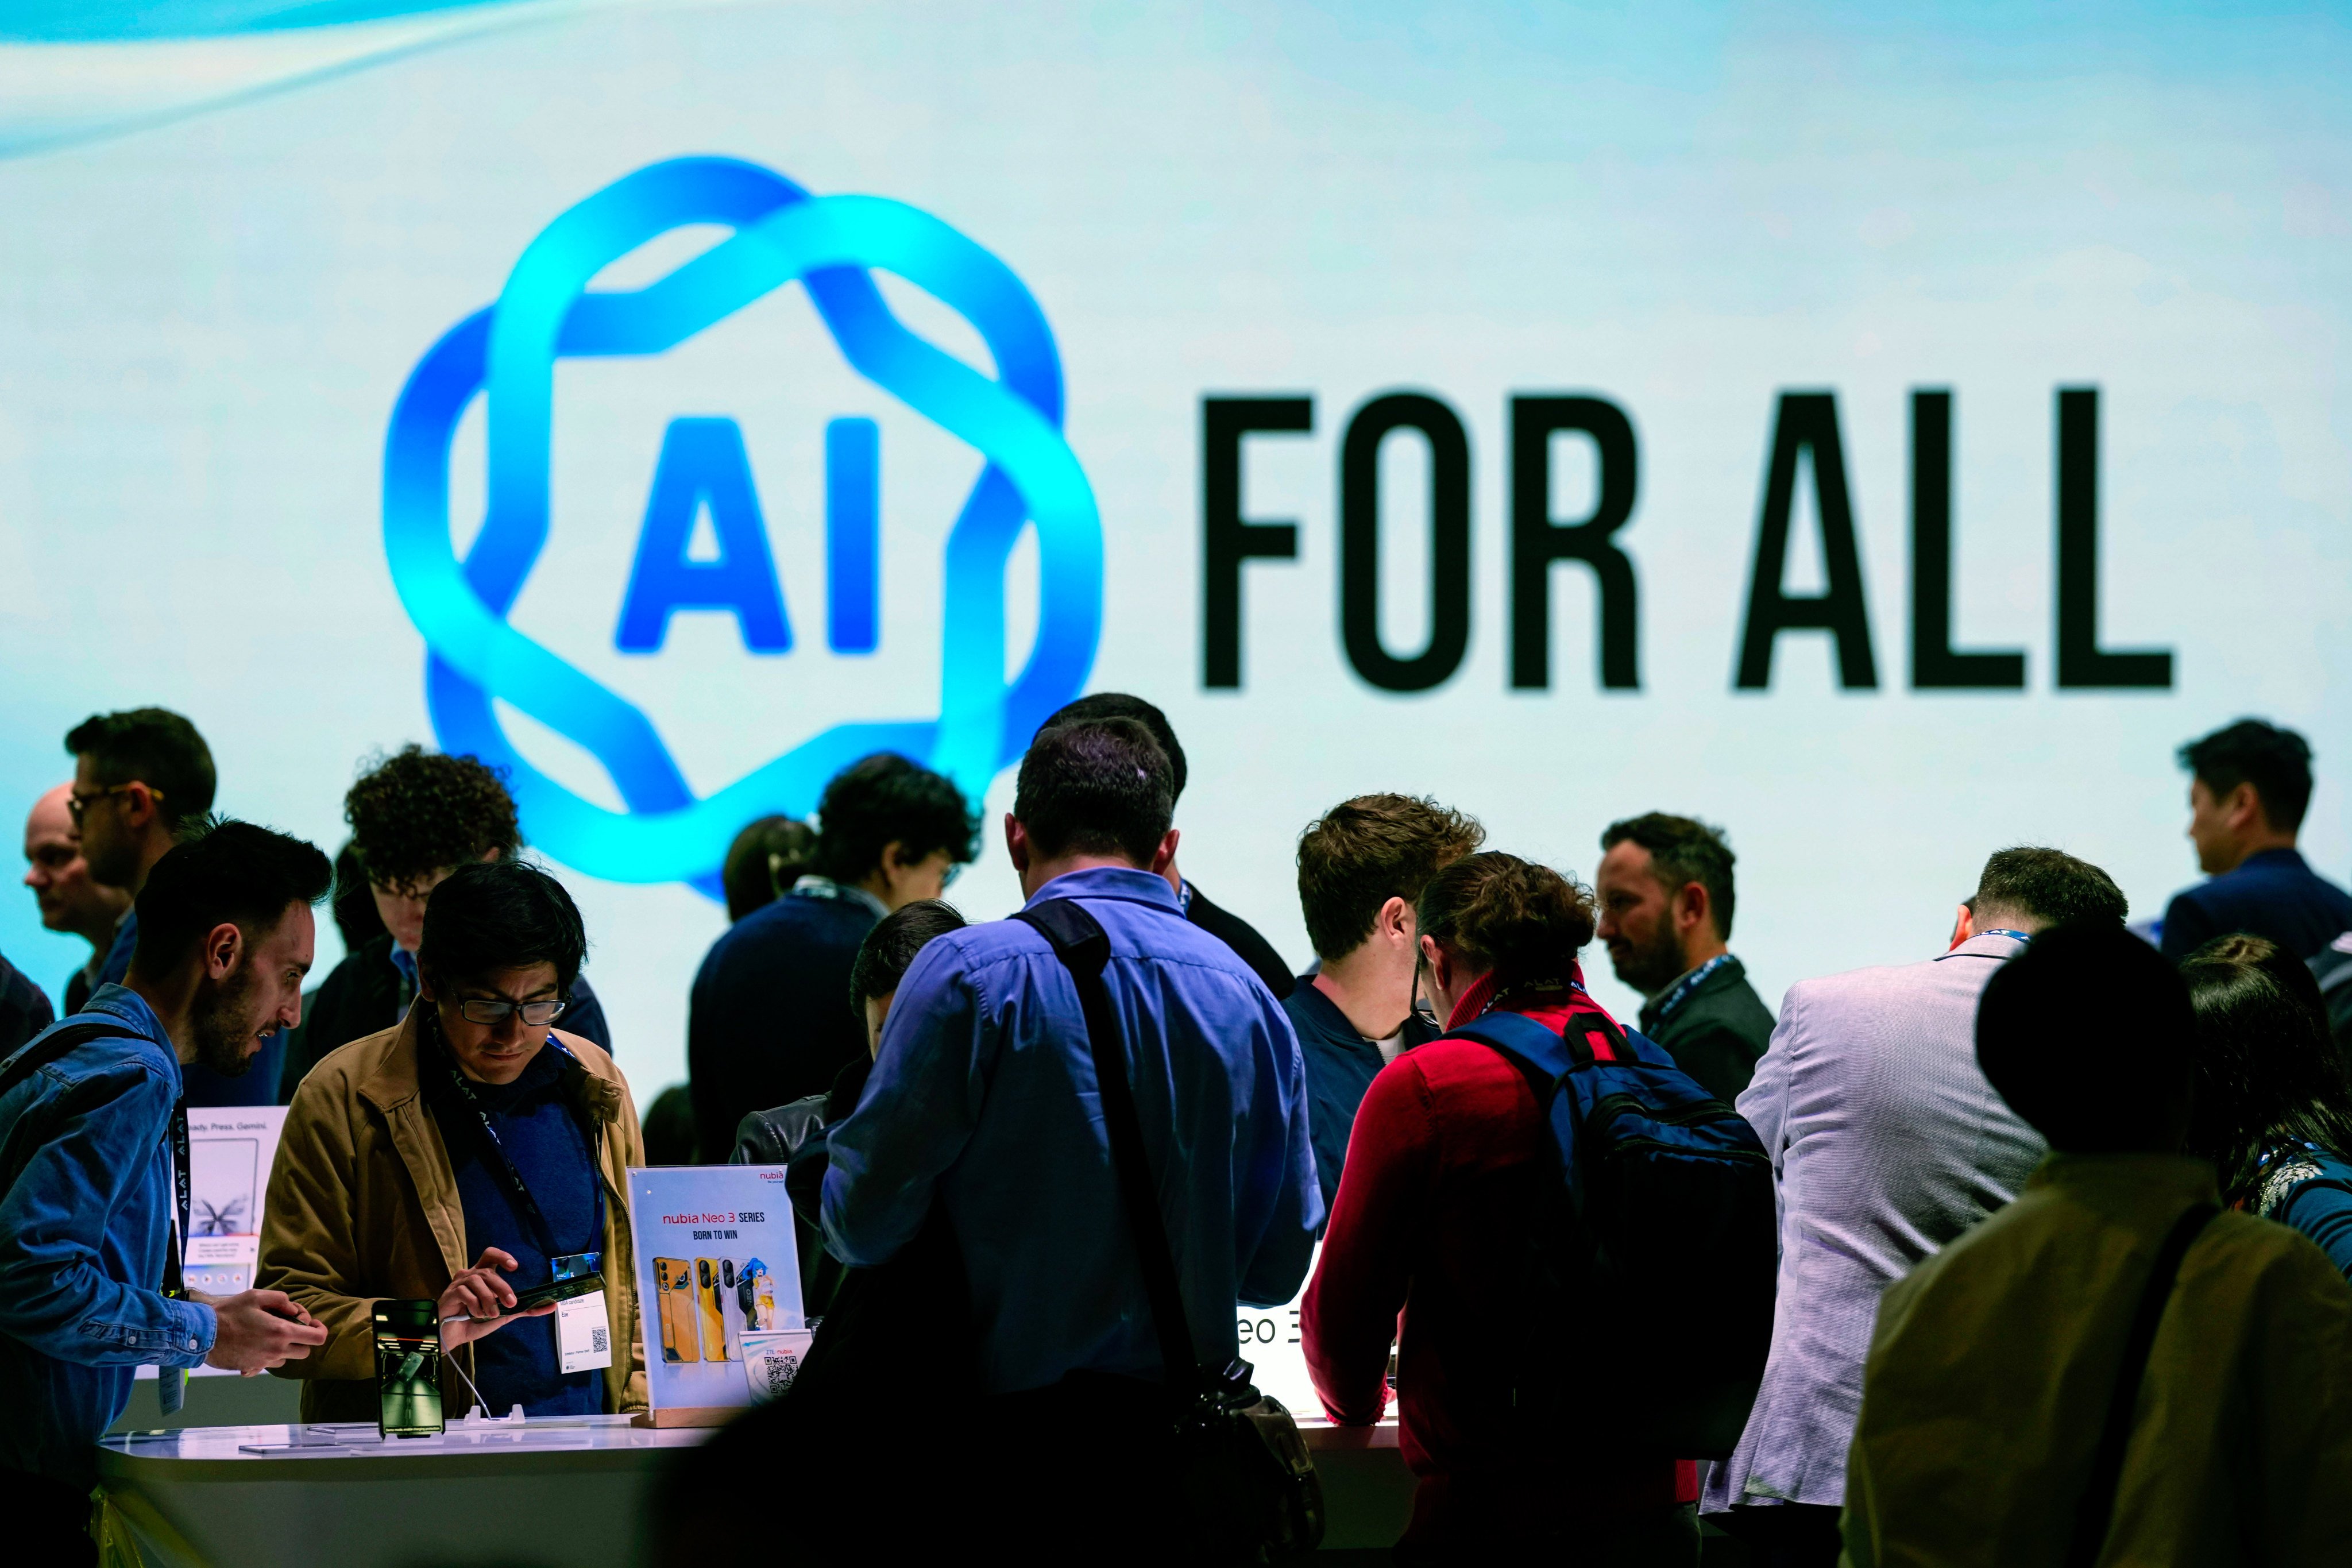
[140, 1107, 289, 1382]
[627, 1165, 807, 1423]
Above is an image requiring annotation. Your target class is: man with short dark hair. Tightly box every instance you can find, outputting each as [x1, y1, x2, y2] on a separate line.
[280, 747, 612, 1097]
[1288, 793, 1484, 1212]
[1040, 693, 1294, 998]
[22, 785, 133, 1014]
[688, 752, 976, 1164]
[0, 822, 332, 1561]
[61, 709, 271, 1105]
[1844, 922, 2352, 1565]
[1596, 812, 1776, 1103]
[2161, 718, 2352, 960]
[821, 717, 1318, 1550]
[1703, 845, 2129, 1565]
[261, 860, 646, 1421]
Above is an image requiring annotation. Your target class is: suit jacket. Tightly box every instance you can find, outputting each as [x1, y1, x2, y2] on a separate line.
[2160, 847, 2352, 961]
[1704, 932, 2045, 1515]
[1637, 955, 1775, 1105]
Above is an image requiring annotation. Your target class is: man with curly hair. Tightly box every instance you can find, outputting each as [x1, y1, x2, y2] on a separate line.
[280, 748, 611, 1096]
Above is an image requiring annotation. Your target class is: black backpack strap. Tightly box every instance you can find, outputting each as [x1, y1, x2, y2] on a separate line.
[1011, 899, 1203, 1401]
[2065, 1202, 2219, 1568]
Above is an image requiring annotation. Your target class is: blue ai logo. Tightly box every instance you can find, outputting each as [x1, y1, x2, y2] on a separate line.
[383, 158, 1101, 891]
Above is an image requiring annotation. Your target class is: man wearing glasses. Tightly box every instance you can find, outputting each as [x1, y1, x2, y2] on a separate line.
[259, 861, 647, 1420]
[63, 708, 217, 997]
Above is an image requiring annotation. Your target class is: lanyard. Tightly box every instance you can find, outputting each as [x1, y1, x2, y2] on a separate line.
[1978, 929, 2033, 946]
[164, 1096, 189, 1300]
[1652, 953, 1732, 1025]
[429, 1022, 601, 1261]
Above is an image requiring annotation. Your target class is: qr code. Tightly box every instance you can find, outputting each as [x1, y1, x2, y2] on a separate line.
[590, 1327, 608, 1353]
[758, 1352, 801, 1399]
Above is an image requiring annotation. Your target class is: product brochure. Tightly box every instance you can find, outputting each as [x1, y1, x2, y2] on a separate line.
[627, 1165, 808, 1423]
[137, 1106, 289, 1381]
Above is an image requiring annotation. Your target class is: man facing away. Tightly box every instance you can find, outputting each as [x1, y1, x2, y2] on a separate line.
[688, 752, 976, 1164]
[821, 717, 1319, 1554]
[1844, 922, 2352, 1567]
[1594, 812, 1776, 1104]
[1287, 793, 1484, 1215]
[22, 784, 133, 1015]
[1040, 692, 1297, 999]
[2161, 717, 2352, 960]
[280, 747, 613, 1097]
[1702, 846, 2129, 1567]
[0, 822, 331, 1563]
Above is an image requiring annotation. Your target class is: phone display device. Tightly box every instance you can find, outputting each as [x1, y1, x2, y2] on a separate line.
[374, 1300, 444, 1438]
[654, 1257, 697, 1363]
[504, 1270, 605, 1316]
[694, 1257, 733, 1361]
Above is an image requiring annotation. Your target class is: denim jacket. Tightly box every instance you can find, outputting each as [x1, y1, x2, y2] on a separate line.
[0, 984, 217, 1482]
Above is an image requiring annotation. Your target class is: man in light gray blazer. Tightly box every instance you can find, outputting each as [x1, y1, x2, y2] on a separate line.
[1702, 847, 2131, 1565]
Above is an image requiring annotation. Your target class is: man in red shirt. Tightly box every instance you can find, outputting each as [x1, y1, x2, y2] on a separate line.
[1303, 852, 1700, 1564]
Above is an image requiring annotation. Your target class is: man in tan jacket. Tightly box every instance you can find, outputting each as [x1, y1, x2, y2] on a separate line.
[260, 861, 646, 1420]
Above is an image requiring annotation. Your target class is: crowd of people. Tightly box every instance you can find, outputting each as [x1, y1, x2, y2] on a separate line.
[5, 700, 2352, 1565]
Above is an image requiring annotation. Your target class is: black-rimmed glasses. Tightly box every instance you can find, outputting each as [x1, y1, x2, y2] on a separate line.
[455, 997, 568, 1027]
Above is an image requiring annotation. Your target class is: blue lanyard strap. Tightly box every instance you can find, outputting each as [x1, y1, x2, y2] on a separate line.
[1653, 953, 1732, 1024]
[1978, 929, 2033, 946]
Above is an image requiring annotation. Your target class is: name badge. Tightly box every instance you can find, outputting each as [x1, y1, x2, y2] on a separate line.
[551, 1251, 612, 1374]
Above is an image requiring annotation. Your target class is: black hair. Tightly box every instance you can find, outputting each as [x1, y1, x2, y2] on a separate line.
[1014, 718, 1173, 866]
[849, 899, 968, 1010]
[65, 708, 217, 833]
[2179, 936, 2352, 1203]
[1040, 693, 1187, 803]
[131, 819, 332, 976]
[2179, 718, 2316, 833]
[345, 747, 522, 895]
[417, 860, 589, 999]
[1971, 846, 2129, 928]
[1976, 922, 2194, 1154]
[1599, 812, 1738, 941]
[810, 754, 978, 885]
[723, 816, 817, 922]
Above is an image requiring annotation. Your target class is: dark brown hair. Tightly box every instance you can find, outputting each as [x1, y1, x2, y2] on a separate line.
[1600, 812, 1736, 940]
[1415, 851, 1596, 990]
[345, 747, 521, 895]
[2180, 936, 2352, 1201]
[1297, 794, 1484, 960]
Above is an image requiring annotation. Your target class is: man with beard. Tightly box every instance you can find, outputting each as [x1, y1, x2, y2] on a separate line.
[1594, 812, 1776, 1104]
[0, 821, 331, 1563]
[62, 709, 278, 1106]
[22, 784, 133, 1015]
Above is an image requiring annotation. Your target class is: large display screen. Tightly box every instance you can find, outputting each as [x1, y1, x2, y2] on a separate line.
[4, 2, 2347, 1097]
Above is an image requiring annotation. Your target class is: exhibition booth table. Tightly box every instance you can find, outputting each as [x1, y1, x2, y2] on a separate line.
[93, 1414, 1413, 1566]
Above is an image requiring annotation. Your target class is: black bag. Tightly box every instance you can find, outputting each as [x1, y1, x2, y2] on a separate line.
[1013, 898, 1324, 1566]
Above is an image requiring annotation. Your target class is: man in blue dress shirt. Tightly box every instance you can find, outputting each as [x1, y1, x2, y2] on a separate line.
[823, 716, 1319, 1547]
[2162, 719, 2352, 960]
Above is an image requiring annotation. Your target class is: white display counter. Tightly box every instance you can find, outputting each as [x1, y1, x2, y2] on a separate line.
[94, 1413, 1413, 1565]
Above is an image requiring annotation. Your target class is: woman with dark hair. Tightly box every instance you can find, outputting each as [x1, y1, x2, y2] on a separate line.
[1303, 852, 1700, 1565]
[2181, 934, 2352, 1280]
[258, 860, 647, 1420]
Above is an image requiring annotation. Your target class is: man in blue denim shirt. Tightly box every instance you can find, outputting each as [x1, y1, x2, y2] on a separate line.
[0, 822, 333, 1561]
[823, 717, 1319, 1551]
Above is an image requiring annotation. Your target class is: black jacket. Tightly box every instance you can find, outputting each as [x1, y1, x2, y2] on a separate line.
[688, 887, 877, 1166]
[1184, 882, 1293, 1000]
[280, 932, 613, 1100]
[0, 952, 53, 1058]
[1637, 954, 1775, 1106]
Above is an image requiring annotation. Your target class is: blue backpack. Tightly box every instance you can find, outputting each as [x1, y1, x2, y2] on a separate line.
[1449, 1002, 1777, 1458]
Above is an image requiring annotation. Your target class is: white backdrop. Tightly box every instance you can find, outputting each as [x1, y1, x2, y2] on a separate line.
[3, 2, 2349, 1099]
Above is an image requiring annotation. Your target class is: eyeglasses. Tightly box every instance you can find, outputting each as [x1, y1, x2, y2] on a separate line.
[1410, 949, 1442, 1032]
[455, 997, 568, 1027]
[67, 783, 155, 822]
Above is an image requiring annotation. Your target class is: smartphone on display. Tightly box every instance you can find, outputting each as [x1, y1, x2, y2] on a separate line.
[504, 1271, 604, 1316]
[695, 1257, 732, 1362]
[654, 1258, 697, 1364]
[717, 1258, 744, 1360]
[374, 1300, 443, 1438]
